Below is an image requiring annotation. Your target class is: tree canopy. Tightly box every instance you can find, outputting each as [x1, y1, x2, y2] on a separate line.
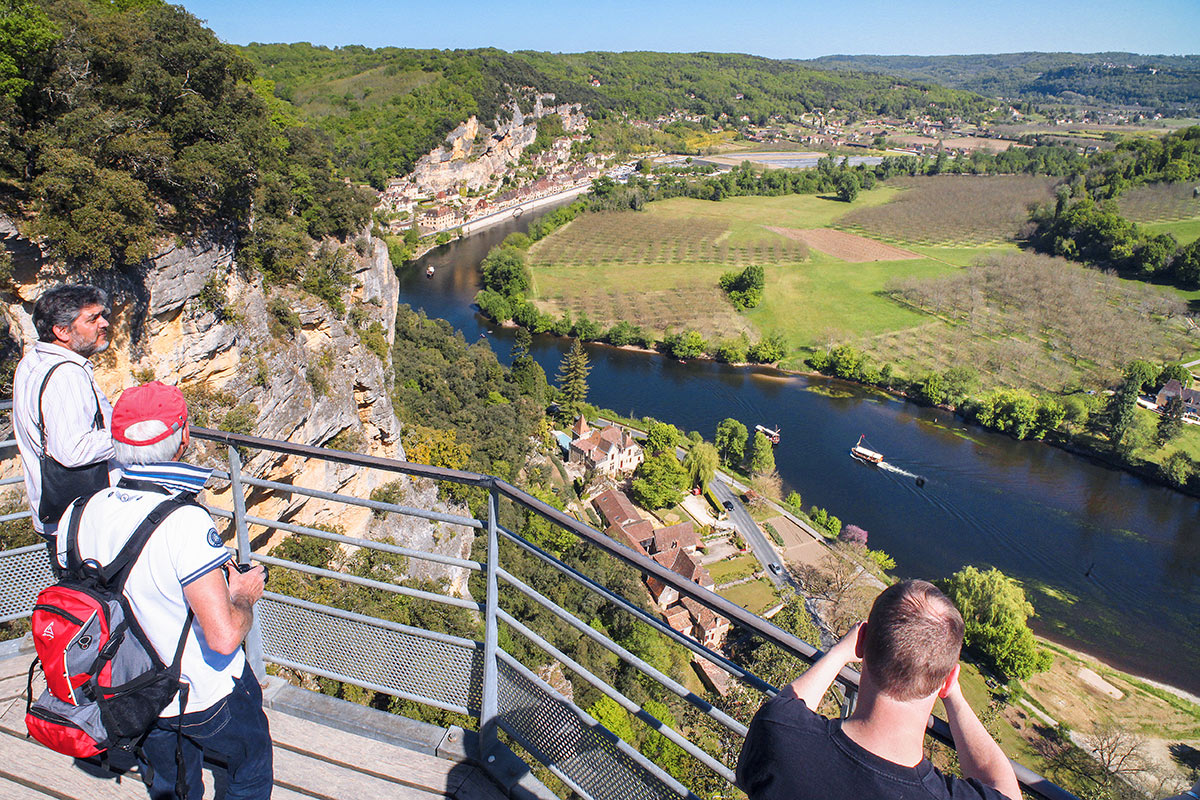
[942, 566, 1052, 681]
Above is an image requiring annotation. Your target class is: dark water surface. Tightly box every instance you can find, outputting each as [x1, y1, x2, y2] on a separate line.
[401, 209, 1200, 694]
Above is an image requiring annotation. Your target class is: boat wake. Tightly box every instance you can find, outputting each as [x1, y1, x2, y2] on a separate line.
[878, 461, 919, 479]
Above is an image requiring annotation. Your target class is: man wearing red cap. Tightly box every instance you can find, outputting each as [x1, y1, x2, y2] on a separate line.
[56, 381, 272, 800]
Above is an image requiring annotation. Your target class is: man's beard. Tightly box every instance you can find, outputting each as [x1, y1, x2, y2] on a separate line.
[70, 332, 108, 358]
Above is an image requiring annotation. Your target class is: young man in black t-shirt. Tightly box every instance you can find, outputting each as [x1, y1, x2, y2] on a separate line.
[737, 580, 1021, 800]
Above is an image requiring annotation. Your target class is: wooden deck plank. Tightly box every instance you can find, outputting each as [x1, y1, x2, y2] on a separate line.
[0, 730, 147, 799]
[271, 744, 444, 800]
[266, 708, 479, 795]
[0, 775, 61, 800]
[0, 654, 503, 800]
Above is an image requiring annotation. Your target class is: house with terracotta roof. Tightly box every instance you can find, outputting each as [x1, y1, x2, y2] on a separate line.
[569, 417, 643, 476]
[1156, 379, 1200, 419]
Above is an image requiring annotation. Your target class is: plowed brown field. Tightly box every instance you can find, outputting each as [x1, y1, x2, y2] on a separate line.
[764, 227, 921, 262]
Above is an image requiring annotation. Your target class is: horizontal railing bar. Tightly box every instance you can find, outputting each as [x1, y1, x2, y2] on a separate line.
[496, 649, 696, 800]
[0, 439, 17, 449]
[0, 611, 33, 623]
[0, 475, 25, 487]
[0, 510, 32, 523]
[266, 656, 472, 718]
[0, 543, 49, 556]
[499, 608, 737, 786]
[262, 592, 482, 651]
[497, 565, 747, 737]
[493, 489, 1070, 799]
[255, 555, 482, 611]
[243, 514, 483, 571]
[192, 426, 491, 488]
[234, 474, 484, 530]
[498, 525, 773, 695]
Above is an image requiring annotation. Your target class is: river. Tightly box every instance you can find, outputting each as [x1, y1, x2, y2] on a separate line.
[400, 208, 1200, 694]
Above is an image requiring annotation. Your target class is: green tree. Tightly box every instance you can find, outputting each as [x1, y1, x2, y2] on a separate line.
[645, 421, 681, 455]
[479, 246, 531, 297]
[835, 172, 860, 202]
[683, 442, 718, 489]
[555, 338, 590, 421]
[749, 431, 776, 475]
[714, 418, 748, 466]
[942, 566, 1052, 681]
[521, 485, 574, 557]
[629, 452, 688, 509]
[0, 0, 58, 101]
[1160, 450, 1196, 488]
[1095, 379, 1140, 454]
[748, 332, 787, 364]
[588, 696, 636, 744]
[1156, 363, 1192, 390]
[1156, 395, 1186, 447]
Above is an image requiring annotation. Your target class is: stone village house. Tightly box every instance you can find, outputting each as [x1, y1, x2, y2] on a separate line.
[591, 490, 730, 652]
[1156, 379, 1200, 419]
[568, 416, 643, 477]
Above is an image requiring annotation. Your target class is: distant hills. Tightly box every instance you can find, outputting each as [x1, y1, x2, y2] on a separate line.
[240, 45, 991, 185]
[805, 53, 1200, 111]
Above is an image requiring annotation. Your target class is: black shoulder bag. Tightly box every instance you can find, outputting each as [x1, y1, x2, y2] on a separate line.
[36, 361, 111, 524]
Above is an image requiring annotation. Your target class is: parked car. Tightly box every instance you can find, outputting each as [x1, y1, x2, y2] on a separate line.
[768, 563, 782, 575]
[722, 500, 734, 511]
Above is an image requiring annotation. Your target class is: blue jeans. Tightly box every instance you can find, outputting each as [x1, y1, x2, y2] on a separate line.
[143, 664, 272, 800]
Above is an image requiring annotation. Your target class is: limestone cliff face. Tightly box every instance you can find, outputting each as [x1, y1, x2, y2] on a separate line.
[0, 220, 473, 595]
[409, 96, 587, 196]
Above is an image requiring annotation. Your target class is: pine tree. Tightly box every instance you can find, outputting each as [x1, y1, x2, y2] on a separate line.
[556, 338, 590, 420]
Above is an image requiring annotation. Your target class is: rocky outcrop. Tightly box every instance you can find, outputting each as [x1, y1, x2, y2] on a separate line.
[0, 221, 474, 596]
[408, 96, 587, 196]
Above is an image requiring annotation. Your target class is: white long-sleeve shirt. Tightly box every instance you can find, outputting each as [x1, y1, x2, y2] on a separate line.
[13, 341, 117, 534]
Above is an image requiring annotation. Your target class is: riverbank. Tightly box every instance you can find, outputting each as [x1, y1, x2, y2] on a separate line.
[403, 192, 1200, 696]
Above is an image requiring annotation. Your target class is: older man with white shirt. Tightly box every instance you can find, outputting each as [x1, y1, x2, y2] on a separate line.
[13, 284, 118, 542]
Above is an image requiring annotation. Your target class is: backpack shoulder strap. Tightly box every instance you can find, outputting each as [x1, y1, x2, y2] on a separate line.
[98, 491, 202, 589]
[62, 494, 94, 577]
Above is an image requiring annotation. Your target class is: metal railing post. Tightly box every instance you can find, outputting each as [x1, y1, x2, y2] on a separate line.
[479, 485, 501, 759]
[227, 445, 267, 682]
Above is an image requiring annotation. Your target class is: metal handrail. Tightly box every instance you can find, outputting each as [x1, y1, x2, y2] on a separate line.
[188, 426, 1077, 800]
[0, 419, 1077, 800]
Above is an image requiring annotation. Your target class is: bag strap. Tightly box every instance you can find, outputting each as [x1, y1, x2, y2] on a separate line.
[36, 360, 103, 453]
[98, 492, 202, 590]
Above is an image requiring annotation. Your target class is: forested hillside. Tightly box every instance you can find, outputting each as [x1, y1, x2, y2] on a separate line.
[240, 44, 993, 186]
[807, 52, 1200, 112]
[0, 0, 372, 277]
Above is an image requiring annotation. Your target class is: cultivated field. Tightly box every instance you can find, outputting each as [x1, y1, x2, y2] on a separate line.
[1119, 182, 1200, 223]
[858, 252, 1194, 391]
[766, 227, 920, 262]
[837, 175, 1060, 246]
[526, 210, 809, 268]
[527, 193, 960, 348]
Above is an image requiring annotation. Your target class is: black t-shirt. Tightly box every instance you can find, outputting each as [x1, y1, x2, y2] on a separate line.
[736, 687, 1009, 800]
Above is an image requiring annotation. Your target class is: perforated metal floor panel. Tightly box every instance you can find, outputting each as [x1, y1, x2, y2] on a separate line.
[257, 597, 481, 713]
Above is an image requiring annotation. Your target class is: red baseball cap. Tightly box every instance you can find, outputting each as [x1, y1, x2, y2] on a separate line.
[112, 381, 189, 445]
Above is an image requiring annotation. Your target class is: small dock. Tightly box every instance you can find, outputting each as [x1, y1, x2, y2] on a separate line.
[0, 639, 510, 800]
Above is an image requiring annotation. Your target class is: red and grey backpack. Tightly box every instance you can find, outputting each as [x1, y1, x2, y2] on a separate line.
[25, 491, 200, 766]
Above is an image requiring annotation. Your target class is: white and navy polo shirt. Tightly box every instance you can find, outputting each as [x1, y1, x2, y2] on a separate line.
[56, 462, 242, 715]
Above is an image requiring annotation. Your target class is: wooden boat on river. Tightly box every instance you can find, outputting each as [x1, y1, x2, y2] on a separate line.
[850, 434, 883, 464]
[755, 425, 781, 445]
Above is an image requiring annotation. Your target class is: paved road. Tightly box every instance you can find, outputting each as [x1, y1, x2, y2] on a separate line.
[710, 479, 788, 589]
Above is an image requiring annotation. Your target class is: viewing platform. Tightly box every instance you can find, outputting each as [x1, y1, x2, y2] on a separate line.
[0, 415, 1079, 800]
[0, 638, 509, 800]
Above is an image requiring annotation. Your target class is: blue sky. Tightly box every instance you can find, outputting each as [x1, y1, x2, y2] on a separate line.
[181, 0, 1198, 58]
